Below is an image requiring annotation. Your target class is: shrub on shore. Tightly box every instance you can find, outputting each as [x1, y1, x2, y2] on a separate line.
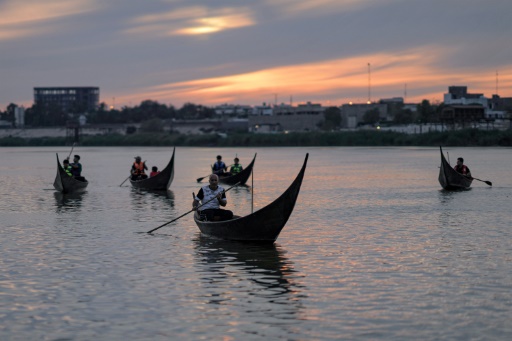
[1, 129, 511, 147]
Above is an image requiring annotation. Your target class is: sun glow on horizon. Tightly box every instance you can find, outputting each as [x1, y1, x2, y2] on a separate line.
[112, 46, 512, 107]
[109, 49, 512, 107]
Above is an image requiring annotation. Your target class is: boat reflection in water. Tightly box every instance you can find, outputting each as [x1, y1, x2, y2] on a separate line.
[193, 237, 305, 333]
[130, 188, 175, 212]
[53, 191, 87, 212]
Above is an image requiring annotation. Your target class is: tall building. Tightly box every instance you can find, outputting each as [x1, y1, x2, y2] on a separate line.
[34, 87, 99, 113]
[444, 86, 484, 103]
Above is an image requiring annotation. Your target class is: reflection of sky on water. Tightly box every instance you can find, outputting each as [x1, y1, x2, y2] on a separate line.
[1, 146, 512, 340]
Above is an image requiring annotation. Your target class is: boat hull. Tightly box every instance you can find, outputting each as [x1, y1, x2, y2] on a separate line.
[194, 154, 308, 243]
[53, 154, 88, 193]
[130, 147, 175, 190]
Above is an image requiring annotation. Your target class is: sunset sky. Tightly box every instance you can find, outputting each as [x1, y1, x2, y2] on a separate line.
[1, 0, 511, 110]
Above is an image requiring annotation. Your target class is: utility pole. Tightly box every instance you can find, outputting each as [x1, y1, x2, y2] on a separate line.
[404, 83, 407, 103]
[367, 63, 371, 104]
[496, 70, 499, 95]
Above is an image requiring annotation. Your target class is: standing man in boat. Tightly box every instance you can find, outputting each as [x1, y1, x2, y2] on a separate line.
[453, 157, 472, 178]
[229, 157, 243, 175]
[69, 155, 85, 180]
[131, 156, 148, 181]
[192, 174, 233, 221]
[212, 155, 227, 175]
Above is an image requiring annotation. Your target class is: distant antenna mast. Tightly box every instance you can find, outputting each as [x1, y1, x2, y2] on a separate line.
[367, 63, 371, 104]
[290, 95, 293, 106]
[404, 83, 407, 102]
[496, 70, 499, 95]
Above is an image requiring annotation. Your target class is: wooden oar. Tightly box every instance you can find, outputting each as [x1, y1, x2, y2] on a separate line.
[66, 142, 76, 160]
[196, 164, 234, 182]
[465, 175, 492, 186]
[146, 182, 239, 234]
[196, 174, 210, 182]
[119, 175, 131, 187]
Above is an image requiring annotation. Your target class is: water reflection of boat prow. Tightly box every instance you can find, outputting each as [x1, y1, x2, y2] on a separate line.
[130, 188, 175, 209]
[147, 189, 175, 200]
[53, 190, 86, 208]
[195, 237, 295, 280]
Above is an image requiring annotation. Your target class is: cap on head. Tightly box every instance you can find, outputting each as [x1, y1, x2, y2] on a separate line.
[74, 155, 80, 160]
[457, 157, 464, 163]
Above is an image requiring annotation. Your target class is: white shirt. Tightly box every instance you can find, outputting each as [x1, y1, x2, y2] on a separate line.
[195, 185, 226, 210]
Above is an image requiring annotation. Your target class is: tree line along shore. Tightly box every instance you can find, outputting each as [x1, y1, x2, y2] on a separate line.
[0, 129, 511, 147]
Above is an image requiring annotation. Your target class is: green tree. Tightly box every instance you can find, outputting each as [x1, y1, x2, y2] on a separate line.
[393, 109, 415, 124]
[2, 103, 17, 124]
[177, 103, 200, 119]
[363, 108, 380, 125]
[321, 107, 342, 130]
[417, 99, 434, 123]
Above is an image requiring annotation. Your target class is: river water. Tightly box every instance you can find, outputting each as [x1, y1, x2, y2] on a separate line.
[1, 146, 511, 340]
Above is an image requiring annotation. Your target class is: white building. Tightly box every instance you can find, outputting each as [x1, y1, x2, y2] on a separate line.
[14, 106, 25, 128]
[443, 86, 507, 120]
[252, 103, 273, 115]
[214, 104, 252, 116]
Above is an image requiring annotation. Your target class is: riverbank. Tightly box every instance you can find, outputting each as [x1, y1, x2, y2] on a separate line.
[0, 129, 511, 147]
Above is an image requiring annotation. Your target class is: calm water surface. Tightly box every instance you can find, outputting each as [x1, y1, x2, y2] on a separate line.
[1, 146, 511, 340]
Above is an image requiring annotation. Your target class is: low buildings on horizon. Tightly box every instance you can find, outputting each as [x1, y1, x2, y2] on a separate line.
[1, 85, 511, 133]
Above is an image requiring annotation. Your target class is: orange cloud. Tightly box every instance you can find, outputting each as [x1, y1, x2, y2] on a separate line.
[174, 14, 255, 36]
[0, 0, 99, 41]
[110, 47, 512, 107]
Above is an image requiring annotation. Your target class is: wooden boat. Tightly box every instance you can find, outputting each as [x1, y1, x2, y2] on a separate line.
[130, 147, 175, 190]
[194, 153, 308, 243]
[438, 146, 472, 190]
[216, 153, 256, 185]
[53, 153, 89, 193]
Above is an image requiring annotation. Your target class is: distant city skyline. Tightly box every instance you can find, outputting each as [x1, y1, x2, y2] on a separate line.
[1, 0, 511, 110]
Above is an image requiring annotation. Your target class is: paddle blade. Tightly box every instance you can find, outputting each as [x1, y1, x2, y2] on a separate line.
[485, 180, 492, 186]
[196, 177, 205, 182]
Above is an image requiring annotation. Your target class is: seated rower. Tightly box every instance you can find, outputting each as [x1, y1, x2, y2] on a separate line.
[131, 156, 148, 181]
[229, 157, 243, 175]
[212, 155, 227, 175]
[453, 157, 472, 178]
[150, 166, 160, 177]
[192, 174, 233, 221]
[69, 154, 86, 181]
[62, 159, 73, 177]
